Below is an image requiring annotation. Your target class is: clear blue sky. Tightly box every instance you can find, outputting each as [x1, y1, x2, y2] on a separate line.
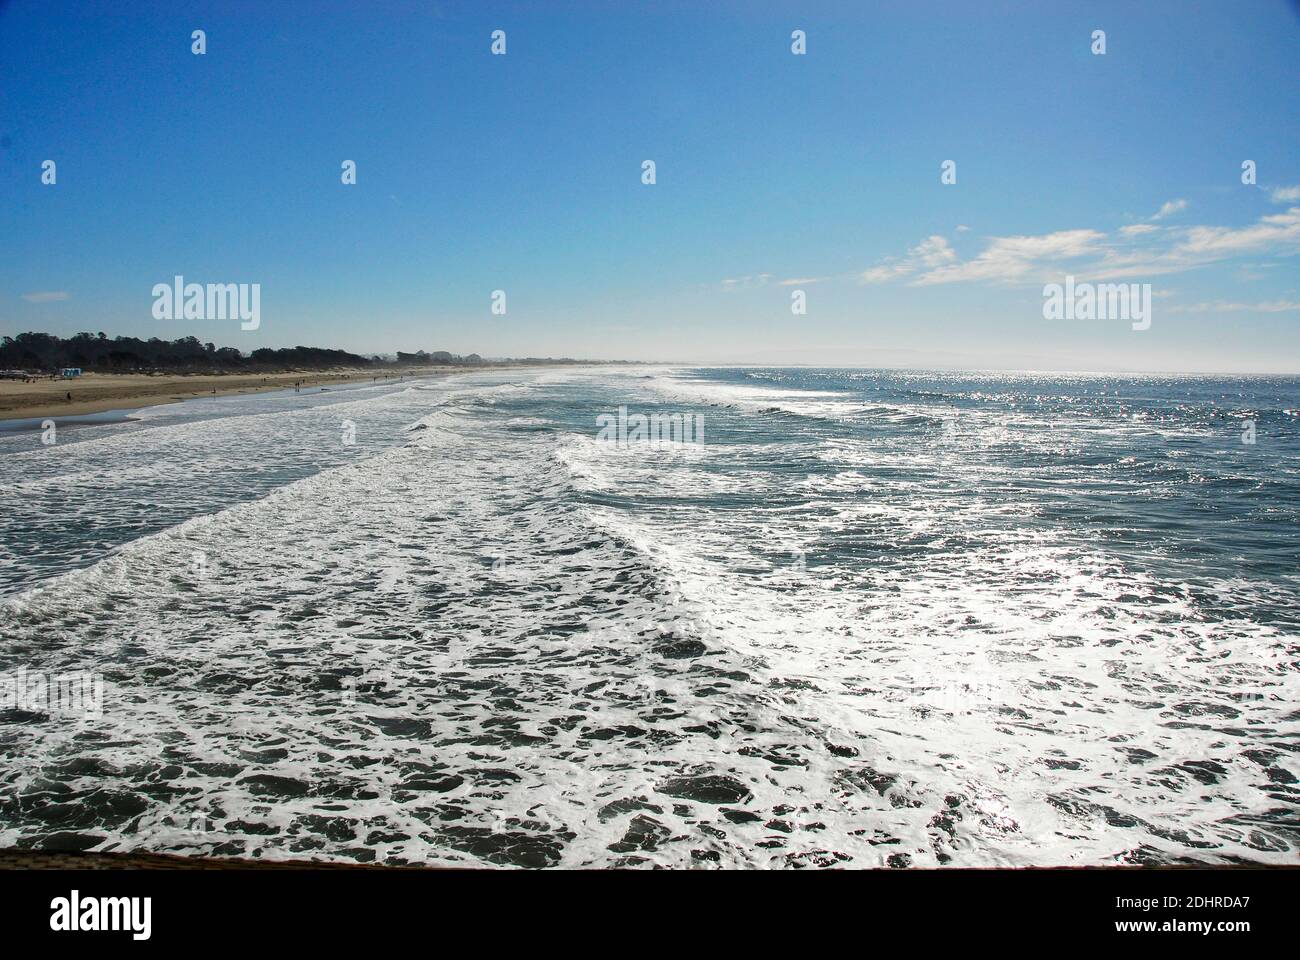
[2, 0, 1298, 371]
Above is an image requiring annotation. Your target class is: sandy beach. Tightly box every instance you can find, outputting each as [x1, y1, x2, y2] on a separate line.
[0, 369, 430, 421]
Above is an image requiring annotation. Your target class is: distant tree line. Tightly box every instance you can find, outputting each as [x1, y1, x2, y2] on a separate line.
[395, 350, 485, 365]
[0, 332, 484, 372]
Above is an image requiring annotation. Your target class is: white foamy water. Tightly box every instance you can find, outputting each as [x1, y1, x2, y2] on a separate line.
[0, 367, 1296, 867]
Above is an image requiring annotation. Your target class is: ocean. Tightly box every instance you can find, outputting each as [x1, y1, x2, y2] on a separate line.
[0, 366, 1296, 868]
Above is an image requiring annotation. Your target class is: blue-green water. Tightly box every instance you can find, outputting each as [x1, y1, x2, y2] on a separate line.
[0, 366, 1297, 866]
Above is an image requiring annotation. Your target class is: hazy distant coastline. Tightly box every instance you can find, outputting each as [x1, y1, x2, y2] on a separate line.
[0, 331, 630, 420]
[0, 331, 626, 376]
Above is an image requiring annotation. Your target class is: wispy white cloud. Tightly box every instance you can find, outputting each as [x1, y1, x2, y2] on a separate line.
[1057, 208, 1300, 280]
[1151, 198, 1188, 221]
[1166, 299, 1300, 314]
[1086, 211, 1299, 280]
[857, 206, 1300, 288]
[721, 273, 772, 290]
[860, 235, 957, 284]
[859, 262, 910, 284]
[1269, 185, 1300, 204]
[753, 203, 1300, 299]
[862, 230, 1103, 286]
[1176, 207, 1300, 257]
[21, 291, 70, 302]
[920, 230, 1104, 286]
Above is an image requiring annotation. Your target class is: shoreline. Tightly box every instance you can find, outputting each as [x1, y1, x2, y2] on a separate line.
[0, 367, 475, 423]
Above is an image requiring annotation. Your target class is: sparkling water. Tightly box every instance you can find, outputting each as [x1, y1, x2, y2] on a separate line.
[1, 367, 1296, 867]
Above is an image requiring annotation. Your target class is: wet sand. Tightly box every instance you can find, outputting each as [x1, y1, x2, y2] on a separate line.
[0, 369, 428, 421]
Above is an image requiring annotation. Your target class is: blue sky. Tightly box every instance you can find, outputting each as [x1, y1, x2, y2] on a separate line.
[2, 0, 1298, 372]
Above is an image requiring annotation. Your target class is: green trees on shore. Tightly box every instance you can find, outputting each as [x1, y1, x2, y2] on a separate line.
[0, 333, 486, 373]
